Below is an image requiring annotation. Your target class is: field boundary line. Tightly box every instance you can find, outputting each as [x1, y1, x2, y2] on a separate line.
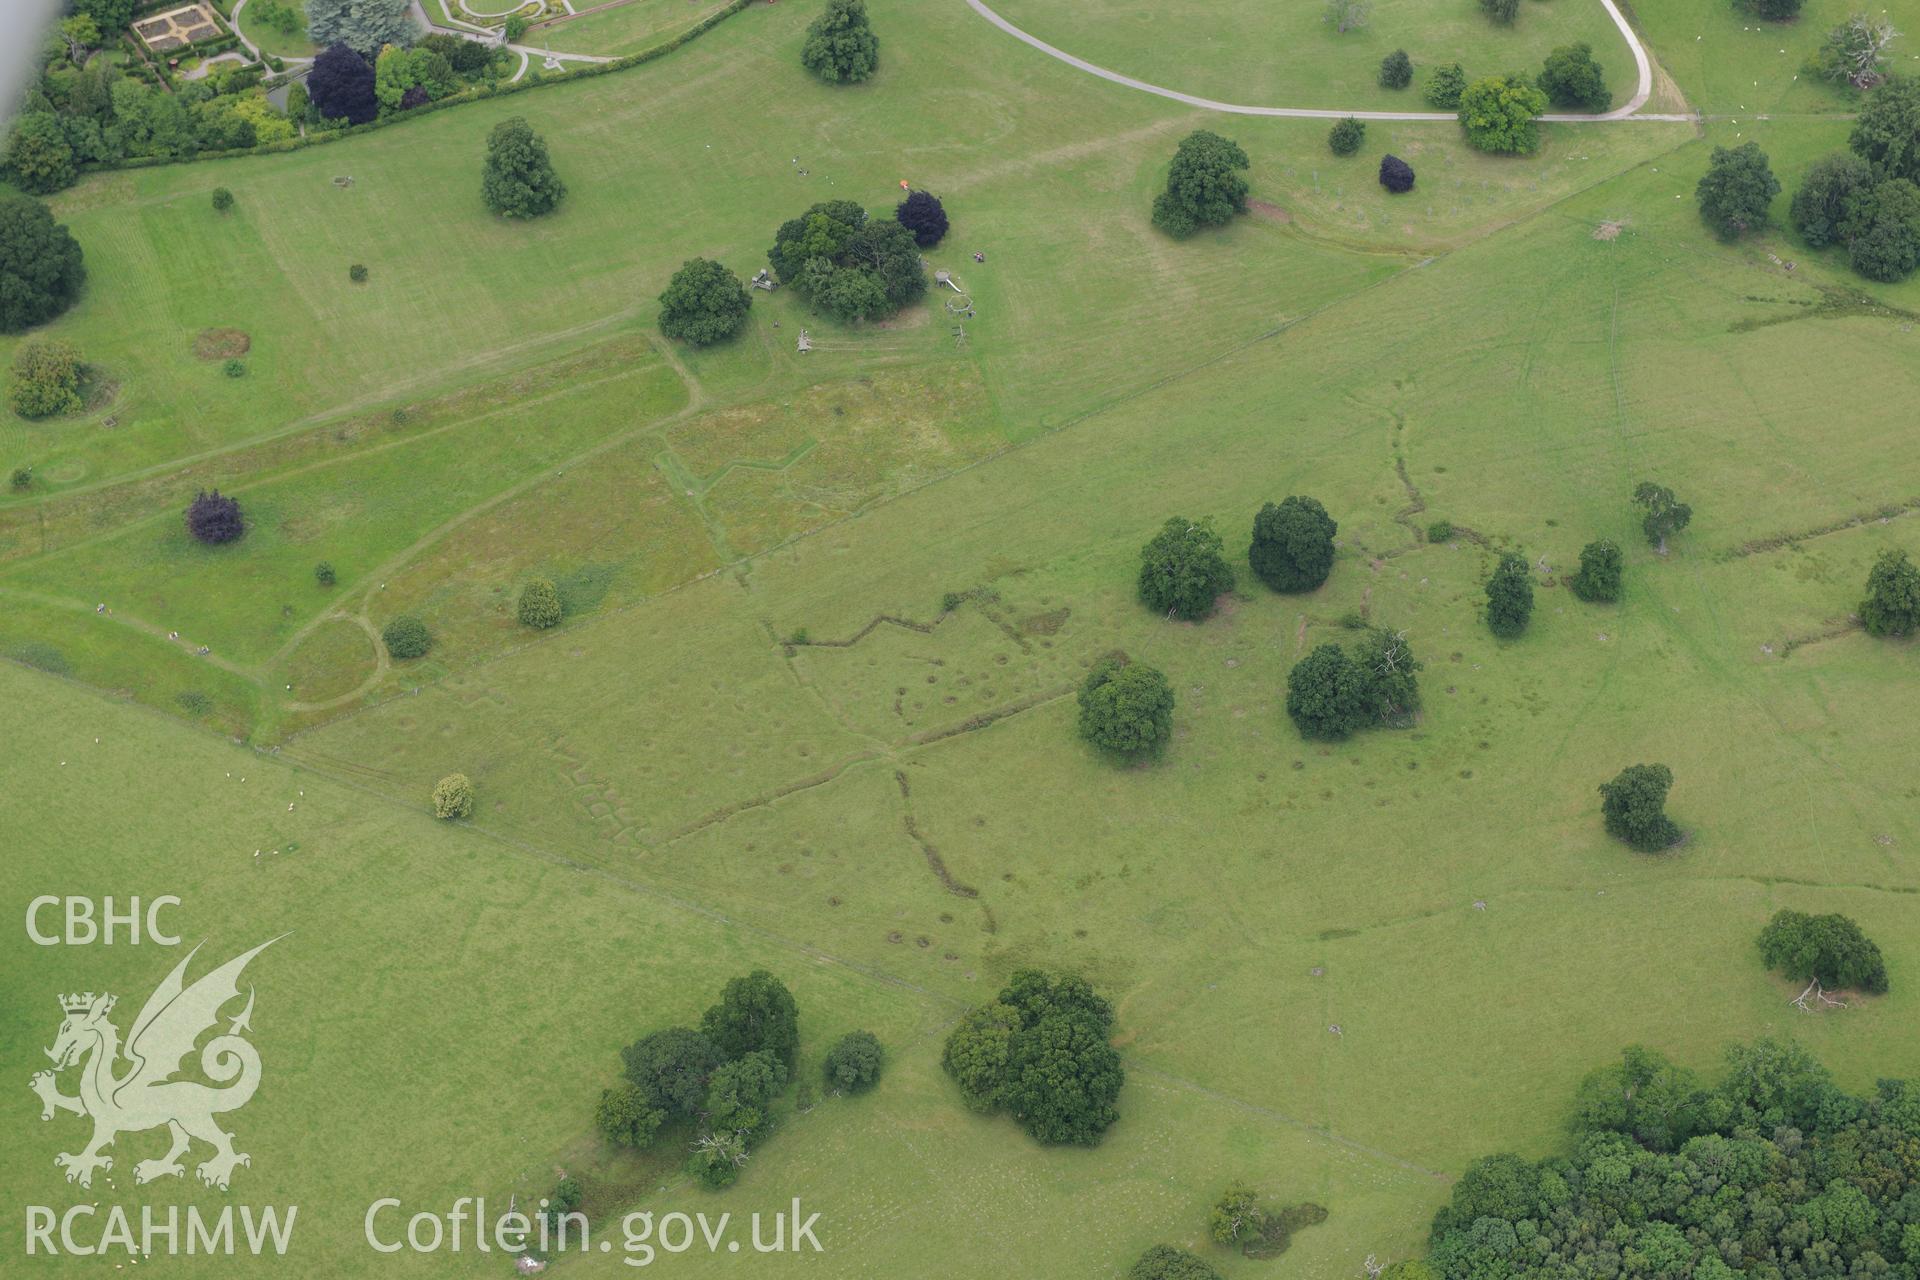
[962, 0, 1696, 123]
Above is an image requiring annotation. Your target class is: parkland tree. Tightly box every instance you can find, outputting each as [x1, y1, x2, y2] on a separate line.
[822, 1030, 884, 1093]
[801, 0, 880, 84]
[1249, 496, 1337, 593]
[1285, 643, 1370, 740]
[1379, 154, 1416, 193]
[1859, 547, 1920, 636]
[1789, 152, 1875, 248]
[1138, 517, 1235, 620]
[185, 489, 244, 545]
[1458, 75, 1549, 154]
[1076, 655, 1175, 758]
[1632, 481, 1691, 551]
[657, 258, 752, 346]
[942, 970, 1123, 1146]
[700, 970, 799, 1073]
[481, 117, 566, 218]
[1152, 131, 1251, 237]
[1758, 909, 1888, 994]
[1484, 552, 1533, 637]
[894, 189, 949, 247]
[1539, 43, 1609, 111]
[768, 201, 925, 322]
[0, 195, 86, 333]
[1569, 538, 1623, 602]
[1598, 762, 1680, 852]
[1696, 142, 1781, 240]
[1850, 75, 1920, 182]
[1379, 49, 1413, 90]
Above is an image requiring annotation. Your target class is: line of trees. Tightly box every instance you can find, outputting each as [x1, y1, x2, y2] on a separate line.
[1790, 77, 1920, 281]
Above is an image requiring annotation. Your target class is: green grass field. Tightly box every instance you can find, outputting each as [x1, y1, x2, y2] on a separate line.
[3, 0, 1920, 1274]
[989, 0, 1632, 111]
[538, 0, 737, 58]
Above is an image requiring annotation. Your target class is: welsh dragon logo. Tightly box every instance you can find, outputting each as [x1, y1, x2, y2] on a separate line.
[30, 938, 282, 1191]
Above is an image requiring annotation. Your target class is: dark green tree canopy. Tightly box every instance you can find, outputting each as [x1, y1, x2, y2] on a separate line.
[1379, 49, 1413, 90]
[1076, 655, 1175, 758]
[1458, 75, 1549, 154]
[3, 113, 77, 196]
[1697, 142, 1782, 240]
[941, 970, 1123, 1146]
[1598, 762, 1680, 852]
[1569, 538, 1624, 603]
[0, 195, 85, 334]
[657, 257, 752, 347]
[822, 1030, 884, 1094]
[1285, 630, 1422, 738]
[594, 1080, 665, 1148]
[941, 1001, 1017, 1112]
[801, 0, 880, 84]
[1859, 547, 1920, 636]
[621, 1026, 724, 1119]
[769, 200, 867, 282]
[1249, 495, 1338, 593]
[1151, 130, 1251, 238]
[1539, 43, 1609, 111]
[704, 1049, 785, 1139]
[1758, 909, 1889, 993]
[1138, 517, 1235, 620]
[382, 614, 431, 659]
[1425, 63, 1468, 109]
[481, 117, 566, 219]
[1842, 177, 1920, 281]
[1733, 0, 1802, 18]
[1328, 117, 1367, 156]
[768, 201, 925, 322]
[517, 577, 563, 629]
[1484, 552, 1533, 638]
[1285, 643, 1371, 740]
[1128, 1244, 1224, 1280]
[1790, 151, 1876, 248]
[1850, 73, 1920, 182]
[1569, 1045, 1720, 1154]
[1632, 481, 1691, 550]
[894, 189, 948, 247]
[1431, 1039, 1920, 1280]
[701, 970, 800, 1073]
[1352, 626, 1422, 726]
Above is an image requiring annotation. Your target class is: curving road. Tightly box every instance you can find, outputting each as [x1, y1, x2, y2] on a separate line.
[963, 0, 1696, 123]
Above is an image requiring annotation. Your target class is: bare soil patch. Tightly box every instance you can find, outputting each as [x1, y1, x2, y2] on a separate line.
[193, 328, 252, 360]
[1249, 200, 1292, 223]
